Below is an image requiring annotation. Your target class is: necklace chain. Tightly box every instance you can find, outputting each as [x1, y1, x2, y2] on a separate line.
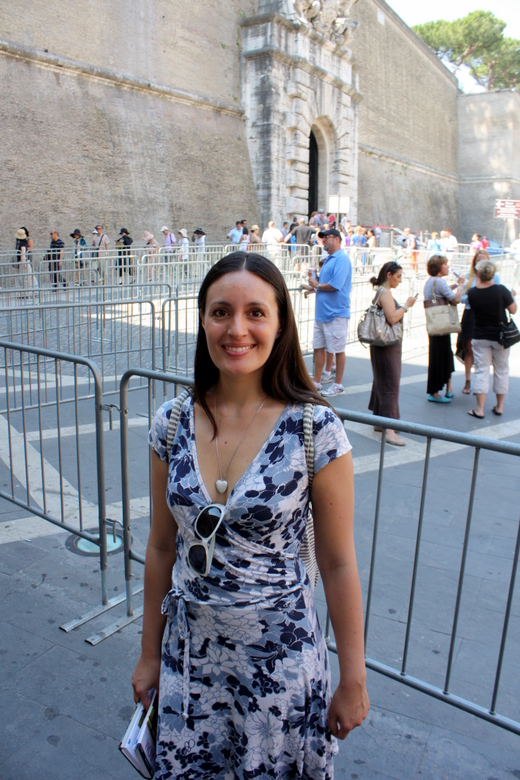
[214, 397, 266, 493]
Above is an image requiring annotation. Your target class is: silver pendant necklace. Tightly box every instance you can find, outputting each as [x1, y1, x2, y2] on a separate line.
[214, 397, 266, 494]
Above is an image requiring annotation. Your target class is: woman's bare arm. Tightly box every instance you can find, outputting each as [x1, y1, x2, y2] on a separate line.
[132, 452, 178, 708]
[312, 451, 370, 739]
[379, 288, 416, 325]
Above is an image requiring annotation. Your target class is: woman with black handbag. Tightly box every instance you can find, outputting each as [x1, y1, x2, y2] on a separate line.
[467, 259, 517, 418]
[368, 262, 417, 446]
[423, 255, 464, 403]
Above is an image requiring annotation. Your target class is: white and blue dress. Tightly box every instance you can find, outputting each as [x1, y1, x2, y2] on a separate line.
[149, 397, 351, 779]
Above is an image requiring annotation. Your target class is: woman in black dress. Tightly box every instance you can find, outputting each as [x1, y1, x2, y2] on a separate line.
[368, 262, 417, 446]
[423, 255, 464, 403]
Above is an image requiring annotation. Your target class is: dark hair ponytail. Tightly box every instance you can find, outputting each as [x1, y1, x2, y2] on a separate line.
[370, 261, 402, 287]
[194, 252, 329, 436]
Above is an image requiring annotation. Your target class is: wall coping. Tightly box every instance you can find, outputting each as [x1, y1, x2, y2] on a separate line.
[0, 38, 244, 117]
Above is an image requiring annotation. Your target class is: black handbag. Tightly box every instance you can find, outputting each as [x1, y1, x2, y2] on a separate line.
[499, 314, 520, 349]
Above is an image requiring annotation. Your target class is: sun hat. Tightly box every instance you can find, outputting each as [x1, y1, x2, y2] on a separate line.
[143, 231, 154, 241]
[179, 229, 188, 238]
[15, 228, 26, 240]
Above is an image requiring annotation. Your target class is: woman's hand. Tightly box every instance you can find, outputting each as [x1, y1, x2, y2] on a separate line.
[327, 677, 370, 739]
[405, 295, 417, 308]
[132, 653, 161, 709]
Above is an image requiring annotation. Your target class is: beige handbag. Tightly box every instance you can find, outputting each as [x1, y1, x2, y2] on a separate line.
[424, 279, 461, 336]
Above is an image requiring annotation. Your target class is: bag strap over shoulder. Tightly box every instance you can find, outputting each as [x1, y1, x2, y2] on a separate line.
[303, 403, 315, 490]
[372, 287, 385, 306]
[166, 388, 191, 462]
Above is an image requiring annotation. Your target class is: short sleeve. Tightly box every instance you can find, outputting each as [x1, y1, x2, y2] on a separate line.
[500, 285, 514, 307]
[312, 405, 352, 475]
[436, 277, 456, 301]
[148, 400, 175, 462]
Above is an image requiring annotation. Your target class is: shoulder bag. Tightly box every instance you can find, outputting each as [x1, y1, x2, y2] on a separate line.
[358, 287, 403, 347]
[424, 278, 461, 335]
[166, 392, 319, 590]
[498, 289, 520, 348]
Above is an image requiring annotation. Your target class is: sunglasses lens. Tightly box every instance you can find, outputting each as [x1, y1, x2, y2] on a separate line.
[188, 545, 207, 575]
[196, 506, 222, 539]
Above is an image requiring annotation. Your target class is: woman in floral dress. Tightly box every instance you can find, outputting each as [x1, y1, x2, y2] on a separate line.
[132, 252, 369, 778]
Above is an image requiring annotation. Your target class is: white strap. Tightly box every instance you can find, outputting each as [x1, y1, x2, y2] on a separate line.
[302, 403, 315, 489]
[166, 389, 191, 461]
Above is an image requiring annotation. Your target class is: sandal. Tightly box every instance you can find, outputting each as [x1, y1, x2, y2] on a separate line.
[468, 409, 484, 419]
[492, 407, 503, 416]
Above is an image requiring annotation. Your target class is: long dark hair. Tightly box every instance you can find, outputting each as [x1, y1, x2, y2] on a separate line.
[194, 252, 328, 435]
[370, 261, 402, 287]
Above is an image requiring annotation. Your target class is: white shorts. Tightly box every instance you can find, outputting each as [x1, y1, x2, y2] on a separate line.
[313, 317, 349, 353]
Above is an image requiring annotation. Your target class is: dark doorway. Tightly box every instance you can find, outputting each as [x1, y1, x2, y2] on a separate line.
[308, 130, 318, 218]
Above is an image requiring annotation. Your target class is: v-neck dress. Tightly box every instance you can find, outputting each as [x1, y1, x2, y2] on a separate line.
[148, 397, 351, 780]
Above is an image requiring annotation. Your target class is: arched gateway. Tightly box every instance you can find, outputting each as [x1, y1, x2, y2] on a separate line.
[241, 0, 360, 226]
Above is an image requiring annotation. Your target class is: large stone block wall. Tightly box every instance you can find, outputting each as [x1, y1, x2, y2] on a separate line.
[0, 55, 259, 249]
[458, 92, 520, 244]
[0, 0, 259, 249]
[350, 0, 460, 232]
[0, 0, 256, 106]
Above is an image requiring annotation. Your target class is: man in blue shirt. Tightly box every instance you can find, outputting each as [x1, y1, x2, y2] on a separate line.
[227, 221, 243, 244]
[305, 228, 352, 397]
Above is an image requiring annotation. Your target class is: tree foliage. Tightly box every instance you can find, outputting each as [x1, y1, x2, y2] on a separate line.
[413, 11, 520, 91]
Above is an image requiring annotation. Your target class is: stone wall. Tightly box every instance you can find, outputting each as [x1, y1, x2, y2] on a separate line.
[458, 91, 520, 244]
[0, 0, 259, 249]
[350, 0, 460, 233]
[241, 6, 359, 228]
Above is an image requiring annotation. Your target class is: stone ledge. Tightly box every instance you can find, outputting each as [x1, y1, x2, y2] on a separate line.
[359, 144, 459, 182]
[243, 44, 360, 99]
[0, 38, 244, 118]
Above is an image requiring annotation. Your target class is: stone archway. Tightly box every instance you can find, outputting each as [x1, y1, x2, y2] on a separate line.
[309, 119, 333, 216]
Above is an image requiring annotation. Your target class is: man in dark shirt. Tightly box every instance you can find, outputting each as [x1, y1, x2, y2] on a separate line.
[48, 230, 65, 288]
[284, 218, 317, 247]
[117, 228, 134, 281]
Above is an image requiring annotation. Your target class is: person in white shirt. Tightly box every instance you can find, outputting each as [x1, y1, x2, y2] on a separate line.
[161, 226, 176, 258]
[192, 228, 206, 254]
[91, 224, 109, 282]
[443, 228, 458, 255]
[261, 220, 283, 245]
[177, 228, 190, 276]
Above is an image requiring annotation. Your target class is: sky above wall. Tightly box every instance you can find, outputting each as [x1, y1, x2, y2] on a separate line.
[385, 1, 520, 91]
[385, 1, 520, 38]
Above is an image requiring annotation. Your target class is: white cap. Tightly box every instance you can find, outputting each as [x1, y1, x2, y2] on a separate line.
[160, 225, 169, 232]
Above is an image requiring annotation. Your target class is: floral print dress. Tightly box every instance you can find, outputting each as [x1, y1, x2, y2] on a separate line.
[149, 397, 351, 779]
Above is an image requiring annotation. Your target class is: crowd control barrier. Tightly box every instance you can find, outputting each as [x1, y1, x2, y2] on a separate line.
[0, 340, 114, 624]
[326, 408, 520, 736]
[0, 300, 158, 400]
[103, 366, 520, 735]
[83, 368, 191, 644]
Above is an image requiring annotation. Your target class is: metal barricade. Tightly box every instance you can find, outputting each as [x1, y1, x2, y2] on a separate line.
[0, 300, 157, 401]
[0, 340, 114, 623]
[87, 365, 520, 732]
[325, 408, 520, 736]
[83, 368, 190, 644]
